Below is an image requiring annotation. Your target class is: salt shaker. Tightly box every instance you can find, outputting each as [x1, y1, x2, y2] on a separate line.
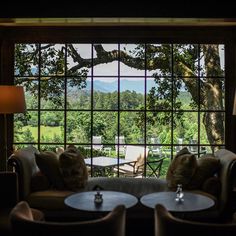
[94, 190, 103, 204]
[175, 184, 184, 202]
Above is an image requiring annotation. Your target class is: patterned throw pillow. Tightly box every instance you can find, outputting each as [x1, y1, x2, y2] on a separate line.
[59, 147, 88, 191]
[35, 151, 65, 190]
[166, 148, 198, 190]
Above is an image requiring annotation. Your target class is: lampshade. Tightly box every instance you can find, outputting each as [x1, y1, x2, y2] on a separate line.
[0, 86, 26, 114]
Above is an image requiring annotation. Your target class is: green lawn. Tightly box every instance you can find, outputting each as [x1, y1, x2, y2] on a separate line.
[22, 126, 62, 140]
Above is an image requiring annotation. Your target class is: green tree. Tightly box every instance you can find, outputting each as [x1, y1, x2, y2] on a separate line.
[22, 128, 35, 142]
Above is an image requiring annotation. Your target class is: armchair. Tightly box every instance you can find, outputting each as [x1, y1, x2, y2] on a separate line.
[154, 204, 236, 236]
[10, 201, 126, 236]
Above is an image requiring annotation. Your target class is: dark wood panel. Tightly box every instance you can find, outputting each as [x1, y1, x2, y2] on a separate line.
[1, 26, 235, 44]
[1, 1, 236, 18]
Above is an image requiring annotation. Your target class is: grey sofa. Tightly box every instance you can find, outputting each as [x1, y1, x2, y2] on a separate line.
[7, 147, 236, 235]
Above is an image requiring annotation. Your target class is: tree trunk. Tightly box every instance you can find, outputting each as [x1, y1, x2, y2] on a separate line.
[202, 45, 224, 152]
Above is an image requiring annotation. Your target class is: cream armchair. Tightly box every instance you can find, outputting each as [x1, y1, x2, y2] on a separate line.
[116, 145, 164, 178]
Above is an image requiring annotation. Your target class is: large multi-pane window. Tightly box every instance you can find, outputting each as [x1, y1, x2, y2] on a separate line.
[13, 43, 225, 177]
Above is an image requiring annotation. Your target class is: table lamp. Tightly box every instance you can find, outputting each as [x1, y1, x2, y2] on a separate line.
[0, 85, 26, 170]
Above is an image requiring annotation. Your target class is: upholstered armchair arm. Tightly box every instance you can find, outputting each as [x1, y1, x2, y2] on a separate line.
[7, 146, 40, 200]
[214, 149, 236, 217]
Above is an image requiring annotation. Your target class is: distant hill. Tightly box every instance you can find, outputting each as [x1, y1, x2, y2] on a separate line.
[87, 79, 156, 94]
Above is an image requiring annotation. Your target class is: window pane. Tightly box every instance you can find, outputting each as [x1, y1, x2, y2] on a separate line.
[120, 44, 145, 76]
[67, 44, 92, 76]
[173, 112, 198, 145]
[173, 44, 198, 77]
[67, 111, 91, 143]
[40, 111, 64, 143]
[67, 77, 91, 109]
[93, 77, 118, 110]
[120, 111, 144, 144]
[41, 44, 65, 76]
[92, 111, 117, 145]
[147, 77, 172, 110]
[15, 78, 38, 110]
[14, 111, 38, 143]
[146, 44, 172, 77]
[120, 77, 144, 110]
[40, 77, 65, 109]
[146, 111, 172, 145]
[93, 44, 118, 76]
[200, 77, 225, 110]
[199, 44, 225, 77]
[175, 78, 199, 110]
[15, 44, 39, 76]
[200, 112, 225, 147]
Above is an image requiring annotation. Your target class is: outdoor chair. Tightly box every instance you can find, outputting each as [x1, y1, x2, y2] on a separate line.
[115, 136, 126, 155]
[10, 201, 126, 236]
[150, 137, 162, 157]
[154, 204, 236, 236]
[115, 145, 164, 178]
[92, 136, 103, 151]
[113, 145, 147, 177]
[189, 139, 198, 153]
[175, 137, 184, 152]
